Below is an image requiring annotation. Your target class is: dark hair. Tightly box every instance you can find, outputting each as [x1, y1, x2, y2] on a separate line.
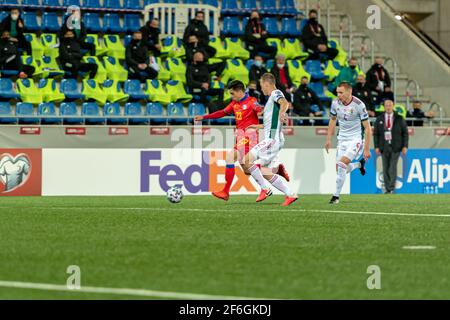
[309, 9, 318, 15]
[301, 76, 309, 81]
[227, 80, 245, 92]
[337, 81, 352, 90]
[196, 11, 205, 16]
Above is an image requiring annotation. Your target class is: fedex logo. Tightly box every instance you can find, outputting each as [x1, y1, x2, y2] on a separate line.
[140, 150, 256, 194]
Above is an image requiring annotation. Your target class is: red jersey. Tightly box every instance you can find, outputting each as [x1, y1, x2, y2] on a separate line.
[223, 95, 261, 130]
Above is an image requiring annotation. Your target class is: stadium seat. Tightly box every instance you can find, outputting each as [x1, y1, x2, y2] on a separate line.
[262, 17, 280, 36]
[281, 18, 301, 37]
[16, 79, 43, 105]
[203, 0, 218, 6]
[144, 0, 160, 4]
[165, 58, 187, 84]
[223, 38, 249, 60]
[145, 80, 171, 105]
[305, 60, 326, 80]
[287, 60, 311, 86]
[63, 0, 81, 6]
[82, 102, 105, 125]
[22, 0, 41, 8]
[42, 12, 61, 32]
[124, 80, 149, 101]
[104, 14, 123, 33]
[0, 79, 20, 100]
[167, 103, 187, 124]
[125, 103, 148, 125]
[221, 59, 249, 85]
[84, 0, 101, 8]
[16, 102, 39, 124]
[146, 102, 166, 125]
[85, 34, 108, 56]
[328, 39, 348, 67]
[188, 103, 206, 124]
[283, 38, 309, 60]
[266, 38, 283, 56]
[103, 56, 128, 82]
[221, 17, 243, 37]
[155, 57, 171, 82]
[38, 102, 61, 125]
[0, 102, 17, 124]
[124, 34, 133, 47]
[60, 102, 82, 124]
[300, 19, 308, 33]
[21, 55, 45, 78]
[40, 33, 59, 59]
[42, 0, 60, 6]
[41, 55, 65, 77]
[323, 60, 342, 82]
[261, 0, 279, 15]
[60, 79, 84, 100]
[104, 35, 126, 59]
[309, 82, 331, 102]
[0, 12, 8, 22]
[124, 0, 142, 10]
[84, 13, 103, 33]
[103, 80, 130, 103]
[221, 0, 238, 16]
[24, 33, 45, 58]
[82, 56, 107, 83]
[209, 36, 230, 59]
[241, 0, 257, 14]
[280, 0, 299, 15]
[82, 79, 108, 105]
[161, 36, 185, 59]
[38, 79, 65, 103]
[104, 0, 123, 9]
[22, 12, 40, 31]
[124, 14, 141, 33]
[166, 80, 193, 103]
[104, 103, 127, 125]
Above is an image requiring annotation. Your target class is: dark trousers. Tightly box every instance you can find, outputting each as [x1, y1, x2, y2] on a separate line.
[63, 61, 98, 79]
[1, 58, 35, 77]
[381, 143, 400, 192]
[190, 87, 224, 105]
[308, 47, 339, 61]
[81, 41, 96, 56]
[18, 36, 32, 55]
[247, 41, 277, 59]
[129, 65, 158, 82]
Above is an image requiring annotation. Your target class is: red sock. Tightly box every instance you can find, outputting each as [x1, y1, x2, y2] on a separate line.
[223, 165, 235, 194]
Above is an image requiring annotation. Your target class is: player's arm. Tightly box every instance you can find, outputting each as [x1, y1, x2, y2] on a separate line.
[194, 104, 233, 121]
[277, 97, 290, 124]
[362, 119, 372, 161]
[325, 115, 337, 154]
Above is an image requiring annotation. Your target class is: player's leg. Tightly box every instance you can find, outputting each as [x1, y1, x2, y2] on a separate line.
[331, 140, 357, 204]
[212, 149, 239, 201]
[242, 143, 273, 202]
[345, 141, 365, 175]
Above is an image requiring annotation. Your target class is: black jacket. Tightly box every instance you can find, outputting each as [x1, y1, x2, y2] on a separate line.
[249, 65, 268, 83]
[301, 20, 327, 51]
[183, 19, 210, 47]
[270, 64, 294, 90]
[353, 83, 374, 112]
[366, 64, 391, 92]
[373, 113, 408, 153]
[292, 85, 322, 116]
[126, 40, 149, 70]
[59, 37, 84, 68]
[60, 17, 88, 43]
[185, 43, 210, 63]
[0, 15, 26, 40]
[244, 18, 269, 46]
[0, 37, 20, 66]
[140, 22, 160, 54]
[186, 61, 212, 89]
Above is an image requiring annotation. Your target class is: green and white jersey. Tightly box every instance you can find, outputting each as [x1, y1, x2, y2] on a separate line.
[330, 96, 369, 141]
[263, 89, 285, 142]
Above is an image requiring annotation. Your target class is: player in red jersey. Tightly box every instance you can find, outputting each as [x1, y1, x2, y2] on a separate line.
[194, 80, 290, 201]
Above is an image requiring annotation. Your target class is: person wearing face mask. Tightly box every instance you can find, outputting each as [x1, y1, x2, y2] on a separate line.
[59, 30, 98, 79]
[301, 9, 338, 61]
[140, 18, 162, 57]
[292, 76, 323, 124]
[186, 51, 225, 106]
[60, 7, 96, 56]
[0, 8, 32, 55]
[244, 11, 277, 59]
[249, 55, 268, 104]
[126, 31, 158, 82]
[353, 75, 375, 117]
[185, 35, 213, 63]
[0, 30, 35, 78]
[330, 57, 359, 93]
[270, 54, 295, 101]
[366, 56, 393, 105]
[183, 11, 216, 58]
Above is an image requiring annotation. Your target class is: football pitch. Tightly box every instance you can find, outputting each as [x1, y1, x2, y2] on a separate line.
[0, 194, 449, 300]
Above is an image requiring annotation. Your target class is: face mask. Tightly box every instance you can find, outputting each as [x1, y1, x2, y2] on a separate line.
[254, 61, 262, 67]
[277, 64, 285, 69]
[301, 83, 308, 87]
[350, 65, 357, 70]
[252, 17, 259, 21]
[309, 17, 317, 23]
[11, 14, 19, 21]
[377, 64, 382, 68]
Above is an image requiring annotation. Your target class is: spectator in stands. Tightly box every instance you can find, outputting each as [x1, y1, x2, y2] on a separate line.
[186, 51, 225, 106]
[330, 57, 359, 93]
[59, 30, 98, 79]
[244, 11, 277, 59]
[292, 76, 323, 122]
[366, 56, 394, 105]
[0, 30, 34, 78]
[407, 100, 435, 127]
[247, 80, 264, 105]
[301, 9, 338, 61]
[126, 31, 158, 82]
[249, 55, 268, 104]
[0, 8, 32, 55]
[373, 99, 408, 194]
[60, 7, 96, 56]
[353, 75, 376, 117]
[183, 11, 216, 59]
[270, 54, 295, 101]
[140, 18, 161, 57]
[185, 35, 212, 63]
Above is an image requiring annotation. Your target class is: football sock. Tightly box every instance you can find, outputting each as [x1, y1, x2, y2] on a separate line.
[269, 175, 292, 196]
[223, 164, 235, 194]
[249, 164, 270, 189]
[346, 162, 361, 174]
[334, 162, 348, 197]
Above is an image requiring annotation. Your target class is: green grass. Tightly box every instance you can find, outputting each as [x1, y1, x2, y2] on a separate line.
[0, 194, 449, 300]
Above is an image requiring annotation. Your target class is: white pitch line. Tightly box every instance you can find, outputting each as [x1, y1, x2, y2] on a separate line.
[402, 246, 436, 250]
[0, 280, 269, 300]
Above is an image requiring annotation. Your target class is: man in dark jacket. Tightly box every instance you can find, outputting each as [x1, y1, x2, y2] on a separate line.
[59, 30, 97, 79]
[301, 9, 338, 61]
[407, 100, 435, 127]
[183, 11, 216, 58]
[244, 11, 277, 59]
[366, 56, 393, 105]
[353, 75, 376, 117]
[270, 54, 295, 100]
[0, 30, 34, 78]
[126, 31, 158, 82]
[0, 8, 32, 55]
[140, 18, 161, 57]
[185, 35, 213, 63]
[186, 51, 225, 105]
[373, 99, 409, 194]
[292, 76, 323, 119]
[60, 8, 96, 56]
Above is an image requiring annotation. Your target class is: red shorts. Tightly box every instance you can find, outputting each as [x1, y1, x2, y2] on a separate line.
[234, 130, 259, 160]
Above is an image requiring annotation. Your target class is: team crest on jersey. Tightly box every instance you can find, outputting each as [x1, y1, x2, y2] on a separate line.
[242, 104, 248, 110]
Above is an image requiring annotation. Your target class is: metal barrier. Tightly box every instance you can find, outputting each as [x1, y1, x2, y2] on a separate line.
[405, 79, 421, 110]
[384, 57, 398, 102]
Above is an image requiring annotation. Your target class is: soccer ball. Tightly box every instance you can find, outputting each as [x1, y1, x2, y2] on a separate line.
[166, 185, 184, 203]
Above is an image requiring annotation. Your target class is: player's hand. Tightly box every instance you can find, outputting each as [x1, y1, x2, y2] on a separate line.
[194, 115, 203, 122]
[375, 148, 381, 156]
[201, 82, 209, 90]
[10, 37, 18, 42]
[325, 139, 331, 154]
[402, 147, 407, 156]
[364, 149, 371, 161]
[280, 113, 288, 124]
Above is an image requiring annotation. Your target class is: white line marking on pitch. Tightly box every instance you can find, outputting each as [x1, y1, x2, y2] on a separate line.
[0, 280, 270, 300]
[402, 246, 436, 250]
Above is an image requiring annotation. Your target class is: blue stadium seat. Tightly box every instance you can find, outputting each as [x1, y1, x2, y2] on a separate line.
[124, 14, 141, 33]
[203, 0, 218, 6]
[3, 0, 20, 5]
[84, 0, 101, 8]
[60, 79, 84, 100]
[0, 79, 20, 99]
[124, 0, 142, 9]
[261, 0, 279, 15]
[42, 0, 61, 6]
[60, 102, 82, 124]
[167, 103, 186, 124]
[16, 103, 39, 124]
[222, 16, 243, 36]
[104, 0, 123, 9]
[0, 68, 19, 77]
[125, 103, 148, 125]
[84, 13, 103, 33]
[0, 12, 7, 22]
[38, 102, 61, 125]
[0, 102, 17, 124]
[305, 60, 326, 80]
[124, 34, 133, 47]
[104, 14, 123, 33]
[104, 103, 127, 125]
[280, 0, 299, 15]
[82, 102, 105, 125]
[308, 82, 330, 102]
[241, 0, 257, 14]
[22, 0, 41, 8]
[184, 0, 199, 4]
[188, 103, 205, 123]
[146, 102, 165, 125]
[144, 0, 160, 4]
[124, 80, 149, 101]
[281, 18, 301, 36]
[300, 19, 308, 33]
[62, 0, 80, 6]
[262, 17, 280, 36]
[221, 0, 238, 16]
[42, 12, 61, 32]
[22, 11, 40, 31]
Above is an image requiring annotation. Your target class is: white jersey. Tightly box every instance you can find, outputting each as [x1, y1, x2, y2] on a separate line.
[330, 96, 369, 141]
[263, 89, 285, 143]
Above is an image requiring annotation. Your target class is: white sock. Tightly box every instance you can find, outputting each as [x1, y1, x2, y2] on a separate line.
[334, 162, 348, 197]
[249, 164, 270, 189]
[347, 162, 361, 173]
[269, 174, 292, 196]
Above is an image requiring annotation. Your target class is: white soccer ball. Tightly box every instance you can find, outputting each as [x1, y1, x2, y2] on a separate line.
[166, 185, 184, 203]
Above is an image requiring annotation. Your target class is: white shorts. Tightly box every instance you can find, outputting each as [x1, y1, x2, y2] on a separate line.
[336, 139, 364, 162]
[250, 138, 283, 168]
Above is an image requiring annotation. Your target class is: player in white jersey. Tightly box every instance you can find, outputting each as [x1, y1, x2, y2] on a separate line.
[325, 82, 372, 204]
[242, 73, 298, 207]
